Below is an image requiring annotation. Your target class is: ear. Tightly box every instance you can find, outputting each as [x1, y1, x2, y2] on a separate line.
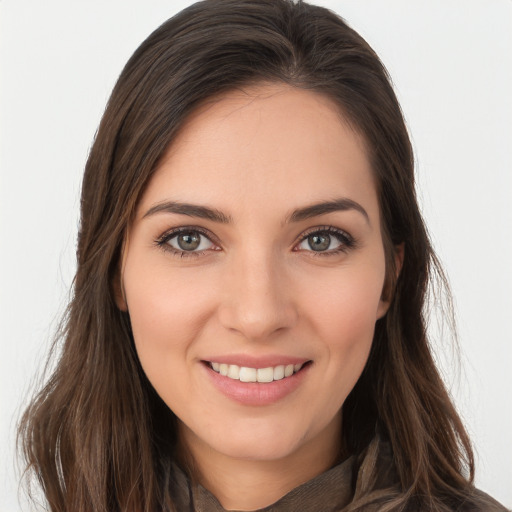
[113, 238, 129, 312]
[376, 243, 404, 319]
[113, 267, 128, 311]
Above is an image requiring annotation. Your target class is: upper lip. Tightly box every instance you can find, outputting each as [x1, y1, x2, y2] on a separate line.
[202, 354, 311, 368]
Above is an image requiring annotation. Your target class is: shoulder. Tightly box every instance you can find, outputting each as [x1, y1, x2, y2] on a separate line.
[398, 489, 510, 512]
[458, 488, 510, 512]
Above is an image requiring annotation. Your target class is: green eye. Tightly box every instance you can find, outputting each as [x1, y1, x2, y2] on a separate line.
[176, 232, 201, 251]
[296, 227, 355, 255]
[164, 230, 215, 253]
[307, 233, 332, 251]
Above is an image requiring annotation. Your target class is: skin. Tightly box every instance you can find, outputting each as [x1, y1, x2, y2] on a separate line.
[118, 83, 393, 510]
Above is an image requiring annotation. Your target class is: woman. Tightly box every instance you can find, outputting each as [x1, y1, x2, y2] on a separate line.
[17, 1, 509, 511]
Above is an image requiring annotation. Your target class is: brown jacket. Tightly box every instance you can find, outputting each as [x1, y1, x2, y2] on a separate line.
[169, 436, 509, 511]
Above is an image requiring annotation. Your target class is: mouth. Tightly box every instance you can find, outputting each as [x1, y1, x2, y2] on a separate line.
[204, 360, 311, 383]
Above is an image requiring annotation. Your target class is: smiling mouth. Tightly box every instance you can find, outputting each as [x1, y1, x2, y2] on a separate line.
[205, 361, 311, 383]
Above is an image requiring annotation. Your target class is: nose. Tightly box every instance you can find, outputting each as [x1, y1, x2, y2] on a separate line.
[218, 250, 298, 341]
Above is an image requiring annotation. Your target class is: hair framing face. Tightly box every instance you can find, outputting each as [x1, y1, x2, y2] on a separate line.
[18, 2, 479, 511]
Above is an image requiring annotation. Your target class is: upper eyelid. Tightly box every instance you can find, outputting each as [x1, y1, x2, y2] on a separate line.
[298, 225, 349, 236]
[158, 225, 219, 244]
[156, 224, 353, 251]
[294, 225, 352, 243]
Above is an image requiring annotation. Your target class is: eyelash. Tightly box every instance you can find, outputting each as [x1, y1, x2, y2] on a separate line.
[294, 226, 356, 257]
[155, 227, 219, 258]
[155, 225, 356, 259]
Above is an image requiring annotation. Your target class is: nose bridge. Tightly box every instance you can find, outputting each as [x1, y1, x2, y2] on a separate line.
[219, 245, 297, 341]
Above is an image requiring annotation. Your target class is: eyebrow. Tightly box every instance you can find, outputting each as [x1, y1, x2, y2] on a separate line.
[287, 198, 369, 224]
[143, 197, 369, 225]
[143, 201, 232, 223]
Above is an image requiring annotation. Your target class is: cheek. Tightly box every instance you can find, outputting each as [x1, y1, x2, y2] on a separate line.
[301, 262, 385, 389]
[319, 295, 377, 381]
[304, 261, 385, 335]
[122, 255, 215, 379]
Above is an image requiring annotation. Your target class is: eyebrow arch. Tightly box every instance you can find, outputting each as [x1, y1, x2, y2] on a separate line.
[143, 197, 369, 225]
[287, 198, 370, 224]
[143, 201, 232, 223]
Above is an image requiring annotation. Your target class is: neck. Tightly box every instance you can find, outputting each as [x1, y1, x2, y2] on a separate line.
[179, 415, 342, 511]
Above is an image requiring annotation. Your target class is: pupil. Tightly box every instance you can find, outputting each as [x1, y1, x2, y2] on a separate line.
[308, 234, 330, 251]
[178, 232, 200, 251]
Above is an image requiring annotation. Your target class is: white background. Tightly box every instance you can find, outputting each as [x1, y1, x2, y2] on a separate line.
[1, 1, 511, 510]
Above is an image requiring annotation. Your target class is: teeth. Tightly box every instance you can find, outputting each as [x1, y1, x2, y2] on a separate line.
[239, 367, 257, 382]
[274, 365, 285, 380]
[210, 362, 305, 383]
[227, 365, 240, 379]
[256, 367, 274, 383]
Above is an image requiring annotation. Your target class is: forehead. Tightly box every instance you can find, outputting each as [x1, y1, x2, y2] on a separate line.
[138, 83, 378, 222]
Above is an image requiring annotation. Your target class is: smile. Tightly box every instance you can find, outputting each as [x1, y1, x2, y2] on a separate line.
[203, 359, 312, 405]
[209, 362, 306, 383]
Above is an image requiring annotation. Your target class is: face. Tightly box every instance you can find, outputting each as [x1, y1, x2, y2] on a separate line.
[119, 84, 390, 467]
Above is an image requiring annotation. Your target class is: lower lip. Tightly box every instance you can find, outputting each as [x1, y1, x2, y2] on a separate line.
[202, 362, 311, 406]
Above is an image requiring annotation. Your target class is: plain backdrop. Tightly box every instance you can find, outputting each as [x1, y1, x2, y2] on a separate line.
[1, 1, 511, 509]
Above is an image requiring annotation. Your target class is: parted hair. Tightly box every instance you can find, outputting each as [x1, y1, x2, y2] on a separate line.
[19, 1, 479, 510]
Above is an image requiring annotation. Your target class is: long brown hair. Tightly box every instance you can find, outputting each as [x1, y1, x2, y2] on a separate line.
[19, 1, 478, 510]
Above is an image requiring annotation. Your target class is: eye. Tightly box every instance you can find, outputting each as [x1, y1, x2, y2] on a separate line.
[156, 228, 218, 257]
[295, 227, 355, 255]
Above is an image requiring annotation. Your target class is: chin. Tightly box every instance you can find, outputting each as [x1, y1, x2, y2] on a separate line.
[216, 436, 302, 462]
[200, 417, 319, 462]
